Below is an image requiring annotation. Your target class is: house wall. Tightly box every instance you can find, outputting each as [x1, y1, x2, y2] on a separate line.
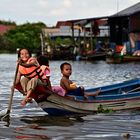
[109, 17, 129, 45]
[129, 12, 140, 33]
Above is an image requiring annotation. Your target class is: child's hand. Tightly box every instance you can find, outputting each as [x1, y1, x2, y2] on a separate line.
[80, 86, 84, 90]
[70, 83, 77, 88]
[11, 85, 15, 92]
[17, 58, 22, 65]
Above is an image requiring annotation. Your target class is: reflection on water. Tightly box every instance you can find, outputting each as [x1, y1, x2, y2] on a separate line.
[0, 54, 140, 139]
[20, 115, 77, 126]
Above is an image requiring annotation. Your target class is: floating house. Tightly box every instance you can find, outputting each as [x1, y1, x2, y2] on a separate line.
[42, 2, 140, 61]
[42, 17, 109, 60]
[108, 2, 140, 54]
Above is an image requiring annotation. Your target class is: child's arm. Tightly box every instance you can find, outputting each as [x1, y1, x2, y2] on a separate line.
[15, 71, 21, 85]
[19, 57, 39, 67]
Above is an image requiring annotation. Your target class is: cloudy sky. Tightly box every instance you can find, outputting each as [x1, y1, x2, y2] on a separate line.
[0, 0, 139, 26]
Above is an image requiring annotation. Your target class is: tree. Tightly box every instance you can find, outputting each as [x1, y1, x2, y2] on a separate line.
[3, 22, 46, 53]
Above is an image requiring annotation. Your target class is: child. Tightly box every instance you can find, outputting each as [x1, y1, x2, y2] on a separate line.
[60, 62, 100, 99]
[37, 55, 66, 96]
[15, 49, 51, 106]
[37, 55, 51, 89]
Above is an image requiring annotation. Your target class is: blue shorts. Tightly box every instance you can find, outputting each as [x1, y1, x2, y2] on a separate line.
[67, 87, 84, 96]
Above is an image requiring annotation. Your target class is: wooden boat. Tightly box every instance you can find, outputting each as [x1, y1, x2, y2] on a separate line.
[76, 52, 106, 61]
[16, 78, 140, 116]
[106, 54, 140, 64]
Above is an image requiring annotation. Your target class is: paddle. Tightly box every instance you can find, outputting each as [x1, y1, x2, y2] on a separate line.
[122, 86, 140, 94]
[1, 63, 19, 119]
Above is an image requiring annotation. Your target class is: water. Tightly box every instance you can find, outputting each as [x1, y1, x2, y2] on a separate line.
[0, 54, 140, 139]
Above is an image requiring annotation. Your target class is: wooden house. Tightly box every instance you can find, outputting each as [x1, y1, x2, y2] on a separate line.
[108, 2, 140, 54]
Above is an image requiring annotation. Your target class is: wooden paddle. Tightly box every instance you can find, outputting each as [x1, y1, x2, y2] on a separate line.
[122, 86, 140, 94]
[4, 63, 19, 117]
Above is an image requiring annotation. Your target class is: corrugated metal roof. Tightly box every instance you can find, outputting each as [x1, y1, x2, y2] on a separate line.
[66, 16, 108, 24]
[56, 21, 72, 28]
[111, 2, 140, 17]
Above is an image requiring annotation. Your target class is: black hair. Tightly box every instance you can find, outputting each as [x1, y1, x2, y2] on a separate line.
[60, 62, 71, 71]
[17, 48, 32, 58]
[37, 55, 49, 66]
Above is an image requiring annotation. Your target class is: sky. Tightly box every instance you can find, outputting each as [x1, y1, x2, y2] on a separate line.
[0, 0, 140, 26]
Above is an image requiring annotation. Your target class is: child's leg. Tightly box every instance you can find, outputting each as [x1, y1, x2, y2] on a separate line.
[85, 88, 101, 97]
[20, 77, 30, 95]
[21, 89, 33, 106]
[21, 78, 38, 106]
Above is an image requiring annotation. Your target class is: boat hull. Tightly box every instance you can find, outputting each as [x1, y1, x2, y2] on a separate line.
[16, 78, 140, 116]
[106, 55, 140, 64]
[38, 91, 140, 116]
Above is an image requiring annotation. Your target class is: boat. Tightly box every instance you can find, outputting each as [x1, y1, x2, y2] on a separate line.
[76, 52, 106, 61]
[16, 78, 140, 116]
[106, 54, 140, 64]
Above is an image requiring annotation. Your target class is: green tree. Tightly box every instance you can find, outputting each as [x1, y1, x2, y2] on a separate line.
[3, 22, 46, 53]
[0, 35, 9, 52]
[55, 37, 62, 46]
[0, 20, 16, 25]
[63, 38, 73, 46]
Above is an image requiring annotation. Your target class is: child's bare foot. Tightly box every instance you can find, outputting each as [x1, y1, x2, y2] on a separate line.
[21, 99, 27, 107]
[21, 98, 32, 106]
[85, 88, 101, 98]
[84, 95, 88, 100]
[26, 97, 33, 103]
[94, 88, 101, 96]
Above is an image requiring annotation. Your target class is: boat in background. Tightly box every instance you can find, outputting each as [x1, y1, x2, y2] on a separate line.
[106, 54, 140, 64]
[16, 78, 140, 116]
[76, 52, 106, 61]
[106, 44, 140, 64]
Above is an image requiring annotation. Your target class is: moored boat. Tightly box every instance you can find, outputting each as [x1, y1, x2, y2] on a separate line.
[16, 78, 140, 116]
[76, 52, 106, 61]
[106, 54, 140, 64]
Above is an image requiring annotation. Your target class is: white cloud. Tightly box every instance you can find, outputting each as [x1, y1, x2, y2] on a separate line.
[38, 0, 49, 7]
[0, 0, 139, 25]
[50, 8, 66, 16]
[63, 0, 72, 7]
